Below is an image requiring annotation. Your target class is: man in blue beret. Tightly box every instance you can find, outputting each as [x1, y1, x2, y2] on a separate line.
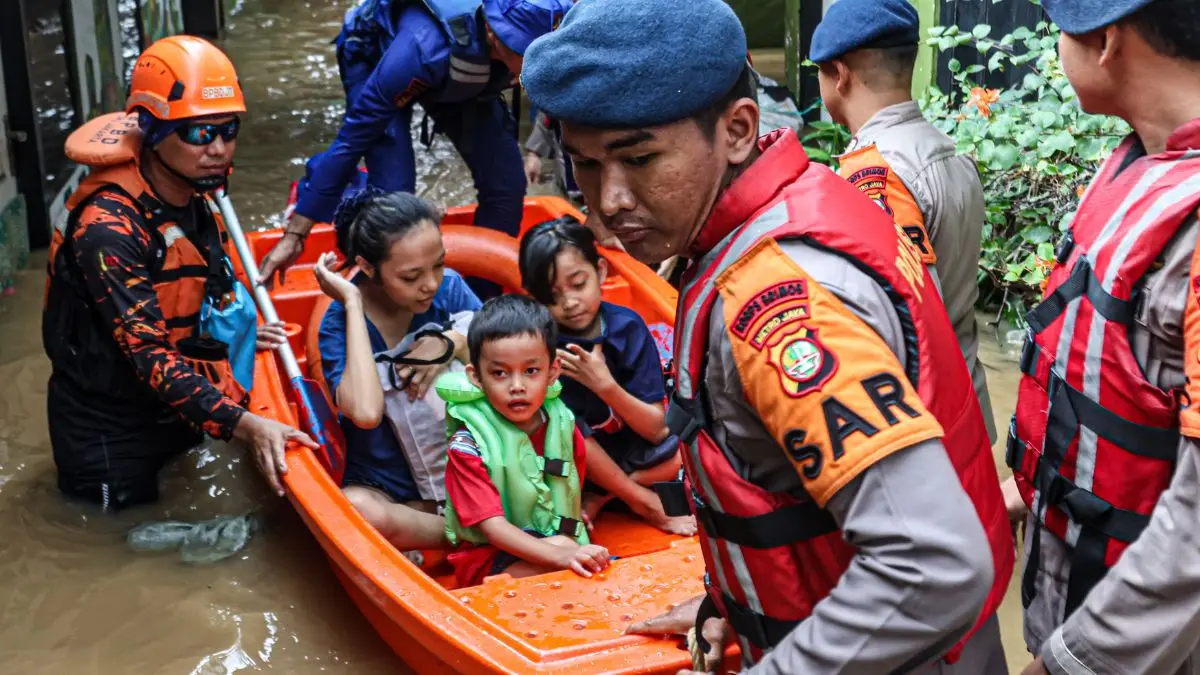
[258, 0, 572, 289]
[522, 0, 1013, 672]
[1007, 1, 1200, 675]
[811, 0, 996, 450]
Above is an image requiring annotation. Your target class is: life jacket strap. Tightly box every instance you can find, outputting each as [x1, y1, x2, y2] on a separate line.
[666, 392, 704, 445]
[1026, 257, 1134, 334]
[652, 479, 691, 518]
[718, 589, 799, 651]
[553, 515, 583, 538]
[538, 456, 569, 478]
[693, 490, 838, 551]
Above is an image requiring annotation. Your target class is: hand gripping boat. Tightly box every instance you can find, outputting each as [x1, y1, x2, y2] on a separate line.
[228, 196, 738, 673]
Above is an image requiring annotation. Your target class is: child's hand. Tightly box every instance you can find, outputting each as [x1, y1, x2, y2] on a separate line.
[255, 321, 289, 351]
[313, 252, 360, 305]
[558, 344, 617, 396]
[559, 543, 611, 578]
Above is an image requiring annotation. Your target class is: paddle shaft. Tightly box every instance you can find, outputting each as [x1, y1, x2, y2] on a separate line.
[214, 191, 304, 382]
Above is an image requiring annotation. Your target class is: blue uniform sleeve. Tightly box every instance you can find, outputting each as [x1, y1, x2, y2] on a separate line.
[318, 302, 351, 398]
[617, 312, 668, 405]
[295, 28, 449, 223]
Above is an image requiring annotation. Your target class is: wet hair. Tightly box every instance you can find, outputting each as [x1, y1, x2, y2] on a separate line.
[467, 294, 558, 368]
[519, 216, 600, 305]
[689, 64, 759, 141]
[332, 188, 439, 271]
[1125, 0, 1200, 62]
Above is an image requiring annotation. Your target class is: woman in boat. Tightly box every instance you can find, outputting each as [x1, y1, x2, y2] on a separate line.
[312, 189, 480, 553]
[519, 217, 696, 536]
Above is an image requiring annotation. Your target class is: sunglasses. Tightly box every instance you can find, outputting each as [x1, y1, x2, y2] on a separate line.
[175, 118, 241, 146]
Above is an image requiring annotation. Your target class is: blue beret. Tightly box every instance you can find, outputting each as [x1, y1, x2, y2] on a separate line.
[810, 0, 920, 64]
[484, 0, 573, 56]
[1043, 0, 1156, 34]
[522, 0, 748, 128]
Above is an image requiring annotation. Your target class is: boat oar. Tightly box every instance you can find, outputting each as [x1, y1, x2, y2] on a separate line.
[215, 190, 347, 484]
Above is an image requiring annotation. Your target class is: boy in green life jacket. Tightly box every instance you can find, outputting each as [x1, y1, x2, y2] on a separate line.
[438, 295, 611, 587]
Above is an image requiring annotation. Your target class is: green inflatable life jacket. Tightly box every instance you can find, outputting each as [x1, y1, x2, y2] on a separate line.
[436, 371, 588, 548]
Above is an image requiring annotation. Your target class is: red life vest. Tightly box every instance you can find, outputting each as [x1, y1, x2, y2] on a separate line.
[667, 130, 1013, 666]
[1008, 131, 1200, 618]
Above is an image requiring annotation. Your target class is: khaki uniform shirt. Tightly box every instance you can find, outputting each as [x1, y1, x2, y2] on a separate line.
[839, 101, 995, 443]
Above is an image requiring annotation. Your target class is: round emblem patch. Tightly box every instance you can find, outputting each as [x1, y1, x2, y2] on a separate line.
[781, 337, 823, 383]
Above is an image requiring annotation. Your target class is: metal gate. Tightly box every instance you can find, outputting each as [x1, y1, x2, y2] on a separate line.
[936, 0, 1047, 93]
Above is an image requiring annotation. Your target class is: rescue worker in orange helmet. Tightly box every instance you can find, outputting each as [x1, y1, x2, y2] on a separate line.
[42, 35, 318, 511]
[522, 0, 1013, 672]
[811, 0, 996, 448]
[1001, 1, 1200, 674]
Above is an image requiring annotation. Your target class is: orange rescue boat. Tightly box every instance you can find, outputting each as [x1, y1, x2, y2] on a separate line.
[230, 196, 738, 673]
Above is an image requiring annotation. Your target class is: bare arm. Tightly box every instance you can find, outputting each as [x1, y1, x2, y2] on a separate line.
[476, 517, 610, 577]
[314, 252, 383, 429]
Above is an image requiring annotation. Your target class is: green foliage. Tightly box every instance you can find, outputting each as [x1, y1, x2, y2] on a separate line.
[797, 5, 1131, 327]
[921, 12, 1129, 325]
[801, 120, 851, 167]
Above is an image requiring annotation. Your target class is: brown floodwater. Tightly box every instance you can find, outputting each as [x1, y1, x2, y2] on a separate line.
[0, 0, 1033, 671]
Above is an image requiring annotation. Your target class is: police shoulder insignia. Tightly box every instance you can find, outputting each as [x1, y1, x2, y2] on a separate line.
[769, 326, 838, 397]
[846, 165, 894, 217]
[393, 79, 431, 109]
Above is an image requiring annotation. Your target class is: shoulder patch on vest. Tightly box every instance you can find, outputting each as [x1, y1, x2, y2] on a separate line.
[839, 144, 937, 267]
[716, 238, 944, 506]
[393, 78, 431, 108]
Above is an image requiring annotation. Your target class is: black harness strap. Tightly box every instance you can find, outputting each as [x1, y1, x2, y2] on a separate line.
[1026, 258, 1134, 334]
[719, 591, 800, 651]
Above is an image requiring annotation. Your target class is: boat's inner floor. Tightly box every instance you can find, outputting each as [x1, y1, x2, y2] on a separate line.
[429, 513, 704, 650]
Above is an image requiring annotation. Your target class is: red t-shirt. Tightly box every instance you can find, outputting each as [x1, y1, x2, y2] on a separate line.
[445, 418, 587, 587]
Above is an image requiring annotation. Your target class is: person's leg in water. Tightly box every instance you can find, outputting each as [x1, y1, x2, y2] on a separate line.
[582, 437, 696, 536]
[433, 97, 526, 299]
[343, 485, 446, 556]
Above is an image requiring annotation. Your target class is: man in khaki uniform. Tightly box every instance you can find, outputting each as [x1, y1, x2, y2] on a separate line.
[812, 0, 995, 443]
[1009, 1, 1200, 673]
[521, 0, 1014, 672]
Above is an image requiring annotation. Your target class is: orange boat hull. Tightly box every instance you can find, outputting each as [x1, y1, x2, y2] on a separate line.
[232, 197, 740, 673]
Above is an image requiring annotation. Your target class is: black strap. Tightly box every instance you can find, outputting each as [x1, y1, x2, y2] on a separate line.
[555, 516, 583, 538]
[667, 393, 704, 445]
[542, 457, 569, 478]
[720, 592, 800, 651]
[200, 200, 233, 299]
[652, 480, 691, 518]
[374, 329, 456, 390]
[694, 593, 722, 656]
[1026, 258, 1133, 334]
[1020, 348, 1179, 462]
[693, 490, 838, 550]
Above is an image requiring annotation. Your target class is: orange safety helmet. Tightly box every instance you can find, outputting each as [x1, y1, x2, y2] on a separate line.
[126, 35, 246, 121]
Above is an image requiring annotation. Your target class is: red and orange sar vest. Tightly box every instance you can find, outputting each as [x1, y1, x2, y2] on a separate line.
[1009, 131, 1200, 618]
[45, 112, 244, 403]
[668, 130, 1012, 665]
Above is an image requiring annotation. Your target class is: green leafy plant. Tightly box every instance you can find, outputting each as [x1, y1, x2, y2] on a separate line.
[921, 12, 1130, 325]
[801, 119, 852, 167]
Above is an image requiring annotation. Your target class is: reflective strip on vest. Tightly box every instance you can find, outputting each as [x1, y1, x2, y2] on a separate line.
[676, 201, 793, 660]
[449, 55, 492, 84]
[676, 202, 789, 400]
[1035, 154, 1200, 547]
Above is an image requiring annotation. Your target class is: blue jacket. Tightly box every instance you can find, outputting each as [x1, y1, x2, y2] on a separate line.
[296, 0, 513, 223]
